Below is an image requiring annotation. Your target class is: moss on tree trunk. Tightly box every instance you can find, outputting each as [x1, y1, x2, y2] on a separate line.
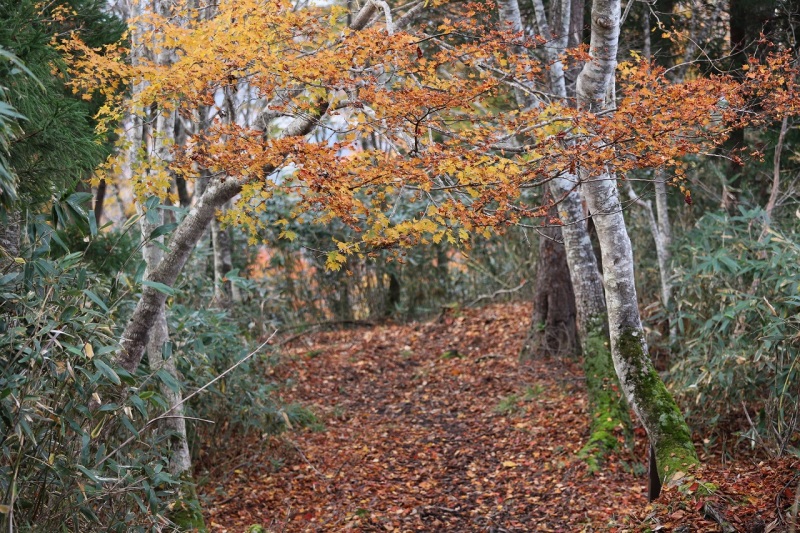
[578, 316, 632, 471]
[617, 328, 699, 483]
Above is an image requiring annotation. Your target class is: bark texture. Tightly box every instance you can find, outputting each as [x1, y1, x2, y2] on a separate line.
[524, 0, 630, 464]
[532, 0, 570, 98]
[131, 7, 202, 524]
[627, 173, 674, 344]
[211, 217, 233, 308]
[521, 216, 578, 358]
[550, 178, 605, 330]
[497, 0, 534, 108]
[210, 88, 241, 309]
[550, 174, 631, 465]
[140, 106, 193, 481]
[577, 0, 699, 486]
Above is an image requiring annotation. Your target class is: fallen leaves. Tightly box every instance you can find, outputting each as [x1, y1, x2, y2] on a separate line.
[198, 304, 647, 531]
[632, 459, 800, 532]
[197, 303, 799, 532]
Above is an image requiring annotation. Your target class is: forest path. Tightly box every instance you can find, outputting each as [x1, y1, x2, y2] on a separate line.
[199, 303, 646, 531]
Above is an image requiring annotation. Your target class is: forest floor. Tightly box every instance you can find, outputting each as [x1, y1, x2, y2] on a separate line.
[197, 303, 799, 532]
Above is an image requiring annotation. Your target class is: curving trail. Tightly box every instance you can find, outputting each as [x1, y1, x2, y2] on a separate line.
[199, 303, 647, 531]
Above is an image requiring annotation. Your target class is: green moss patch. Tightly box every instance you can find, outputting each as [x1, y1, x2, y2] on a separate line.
[617, 328, 699, 483]
[578, 317, 633, 471]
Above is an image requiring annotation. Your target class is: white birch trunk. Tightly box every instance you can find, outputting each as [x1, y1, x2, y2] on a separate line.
[497, 0, 535, 109]
[626, 175, 675, 345]
[500, 0, 579, 357]
[577, 0, 699, 483]
[140, 108, 193, 479]
[127, 0, 194, 479]
[210, 88, 241, 308]
[513, 0, 630, 461]
[549, 177, 606, 331]
[532, 0, 569, 99]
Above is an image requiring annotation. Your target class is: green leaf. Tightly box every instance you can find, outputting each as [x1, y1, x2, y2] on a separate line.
[0, 272, 18, 285]
[144, 197, 161, 224]
[0, 47, 44, 89]
[155, 368, 180, 393]
[130, 394, 147, 417]
[93, 359, 121, 386]
[83, 290, 109, 313]
[120, 414, 138, 437]
[51, 202, 67, 228]
[66, 192, 92, 215]
[76, 465, 100, 483]
[142, 280, 175, 296]
[49, 231, 69, 252]
[148, 222, 177, 239]
[121, 213, 141, 231]
[161, 341, 173, 360]
[88, 211, 97, 238]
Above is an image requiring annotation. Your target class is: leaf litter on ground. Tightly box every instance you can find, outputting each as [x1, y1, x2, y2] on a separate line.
[197, 303, 799, 532]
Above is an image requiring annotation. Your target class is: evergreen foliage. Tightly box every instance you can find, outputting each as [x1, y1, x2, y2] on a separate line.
[0, 0, 124, 211]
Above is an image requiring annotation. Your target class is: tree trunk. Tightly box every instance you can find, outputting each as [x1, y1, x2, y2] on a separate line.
[626, 173, 675, 345]
[210, 86, 241, 309]
[94, 179, 106, 226]
[497, 0, 533, 108]
[522, 0, 630, 464]
[499, 0, 579, 359]
[577, 0, 699, 488]
[521, 212, 578, 358]
[549, 174, 632, 467]
[137, 107, 203, 527]
[211, 217, 232, 308]
[125, 2, 205, 527]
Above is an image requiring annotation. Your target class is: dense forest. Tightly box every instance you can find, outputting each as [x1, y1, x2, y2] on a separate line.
[0, 0, 799, 530]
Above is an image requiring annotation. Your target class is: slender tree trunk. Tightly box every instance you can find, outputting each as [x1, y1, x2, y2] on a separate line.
[124, 1, 205, 527]
[140, 208, 192, 474]
[642, 3, 651, 61]
[499, 0, 579, 358]
[210, 87, 241, 309]
[532, 0, 570, 98]
[521, 0, 631, 464]
[577, 0, 699, 488]
[115, 2, 376, 378]
[94, 179, 106, 226]
[211, 216, 233, 308]
[626, 174, 675, 345]
[549, 174, 632, 466]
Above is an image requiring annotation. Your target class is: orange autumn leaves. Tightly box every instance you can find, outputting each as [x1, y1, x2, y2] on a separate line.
[61, 0, 800, 269]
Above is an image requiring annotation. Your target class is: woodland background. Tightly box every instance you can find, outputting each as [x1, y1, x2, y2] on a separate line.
[0, 0, 799, 530]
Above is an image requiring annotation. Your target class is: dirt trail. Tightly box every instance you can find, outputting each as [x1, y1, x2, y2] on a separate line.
[200, 303, 647, 531]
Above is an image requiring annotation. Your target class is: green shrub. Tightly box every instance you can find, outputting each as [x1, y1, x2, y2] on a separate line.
[168, 303, 320, 449]
[0, 229, 183, 530]
[670, 208, 800, 455]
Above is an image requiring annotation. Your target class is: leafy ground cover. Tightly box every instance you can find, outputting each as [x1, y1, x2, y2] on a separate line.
[197, 304, 799, 531]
